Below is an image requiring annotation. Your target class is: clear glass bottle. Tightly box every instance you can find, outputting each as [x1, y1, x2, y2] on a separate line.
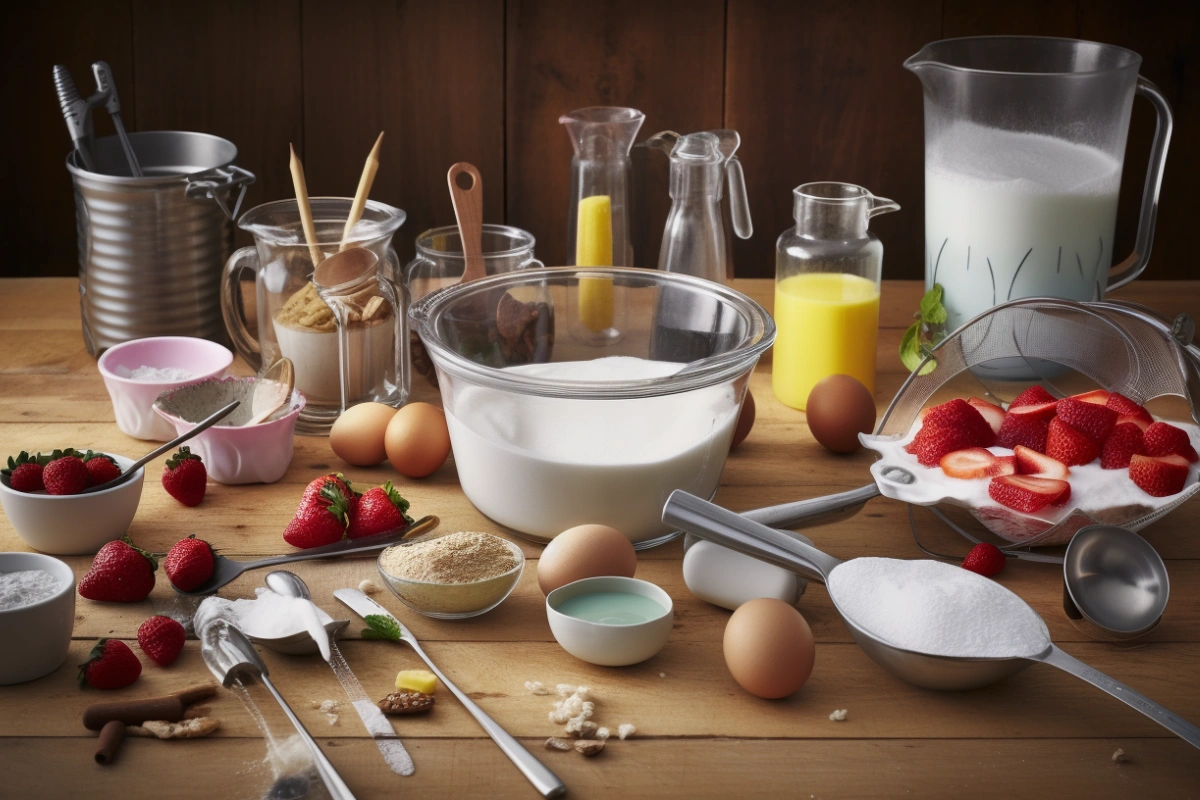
[773, 182, 898, 410]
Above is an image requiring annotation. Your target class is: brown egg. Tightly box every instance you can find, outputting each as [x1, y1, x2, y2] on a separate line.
[537, 524, 638, 595]
[806, 374, 876, 453]
[723, 598, 815, 699]
[329, 402, 398, 466]
[730, 390, 756, 450]
[384, 402, 451, 478]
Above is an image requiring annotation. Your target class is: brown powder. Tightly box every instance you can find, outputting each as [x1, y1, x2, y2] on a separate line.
[380, 532, 519, 584]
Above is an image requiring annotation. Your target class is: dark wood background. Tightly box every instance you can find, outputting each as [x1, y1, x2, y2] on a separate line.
[6, 0, 1197, 281]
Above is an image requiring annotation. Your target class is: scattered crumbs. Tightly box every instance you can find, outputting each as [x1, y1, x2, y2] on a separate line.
[358, 579, 380, 595]
[596, 727, 610, 740]
[575, 740, 604, 757]
[1112, 748, 1128, 764]
[524, 680, 550, 696]
[314, 699, 341, 726]
[829, 709, 848, 722]
[544, 737, 572, 752]
[659, 672, 666, 678]
[617, 723, 636, 740]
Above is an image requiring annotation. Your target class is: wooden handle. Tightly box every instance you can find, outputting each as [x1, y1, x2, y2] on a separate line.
[289, 143, 324, 268]
[340, 131, 384, 250]
[447, 162, 485, 283]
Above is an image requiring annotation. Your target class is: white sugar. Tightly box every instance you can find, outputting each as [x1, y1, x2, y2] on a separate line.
[828, 558, 1051, 659]
[196, 588, 333, 639]
[0, 569, 63, 610]
[114, 364, 195, 382]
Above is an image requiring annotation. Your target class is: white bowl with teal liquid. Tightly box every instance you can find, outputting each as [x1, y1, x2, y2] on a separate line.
[546, 576, 673, 666]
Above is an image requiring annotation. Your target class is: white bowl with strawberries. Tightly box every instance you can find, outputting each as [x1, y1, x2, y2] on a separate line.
[863, 387, 1200, 546]
[0, 449, 145, 555]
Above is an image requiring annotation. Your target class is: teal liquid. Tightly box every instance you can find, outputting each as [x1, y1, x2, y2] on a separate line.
[556, 592, 666, 625]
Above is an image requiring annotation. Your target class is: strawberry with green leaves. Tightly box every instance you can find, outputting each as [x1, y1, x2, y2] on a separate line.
[83, 451, 122, 487]
[347, 481, 413, 538]
[284, 474, 352, 548]
[79, 639, 142, 689]
[163, 535, 216, 592]
[162, 447, 207, 506]
[78, 534, 157, 602]
[3, 451, 44, 493]
[43, 454, 88, 495]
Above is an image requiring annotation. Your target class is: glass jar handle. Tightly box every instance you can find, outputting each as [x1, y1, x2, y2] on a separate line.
[1107, 76, 1174, 292]
[385, 247, 410, 406]
[220, 246, 262, 371]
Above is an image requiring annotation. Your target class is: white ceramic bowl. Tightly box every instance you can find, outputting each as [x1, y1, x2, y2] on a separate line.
[0, 552, 76, 684]
[98, 336, 233, 441]
[0, 453, 145, 554]
[153, 377, 305, 484]
[546, 576, 674, 666]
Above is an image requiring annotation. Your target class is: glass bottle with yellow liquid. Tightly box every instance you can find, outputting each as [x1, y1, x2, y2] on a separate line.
[773, 182, 898, 410]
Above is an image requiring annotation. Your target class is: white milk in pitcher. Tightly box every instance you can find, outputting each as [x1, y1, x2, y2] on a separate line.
[925, 121, 1122, 331]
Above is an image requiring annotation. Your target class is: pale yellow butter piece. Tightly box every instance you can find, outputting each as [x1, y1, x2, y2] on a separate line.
[396, 669, 437, 695]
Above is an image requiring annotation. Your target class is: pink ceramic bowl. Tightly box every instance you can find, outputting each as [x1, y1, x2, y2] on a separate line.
[98, 337, 233, 441]
[153, 377, 305, 484]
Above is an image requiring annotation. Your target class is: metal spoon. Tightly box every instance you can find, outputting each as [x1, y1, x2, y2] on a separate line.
[266, 571, 332, 661]
[1064, 525, 1170, 640]
[664, 490, 1200, 749]
[173, 515, 439, 597]
[80, 400, 239, 494]
[246, 358, 295, 426]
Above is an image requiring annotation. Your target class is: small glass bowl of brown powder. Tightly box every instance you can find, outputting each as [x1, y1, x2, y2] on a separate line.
[377, 531, 525, 619]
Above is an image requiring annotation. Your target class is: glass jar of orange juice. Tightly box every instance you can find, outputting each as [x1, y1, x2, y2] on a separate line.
[772, 182, 898, 410]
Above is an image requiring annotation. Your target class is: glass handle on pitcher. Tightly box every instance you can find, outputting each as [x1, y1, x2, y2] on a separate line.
[727, 156, 753, 239]
[220, 246, 262, 371]
[383, 248, 411, 405]
[1108, 76, 1174, 292]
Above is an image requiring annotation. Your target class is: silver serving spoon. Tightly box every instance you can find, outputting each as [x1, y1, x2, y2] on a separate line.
[246, 358, 295, 426]
[1064, 525, 1170, 640]
[81, 400, 239, 494]
[174, 515, 438, 597]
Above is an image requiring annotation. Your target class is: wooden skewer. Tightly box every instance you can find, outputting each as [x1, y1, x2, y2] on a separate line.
[288, 143, 323, 268]
[340, 131, 384, 250]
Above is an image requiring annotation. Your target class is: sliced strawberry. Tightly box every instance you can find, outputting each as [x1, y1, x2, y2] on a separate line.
[1009, 386, 1057, 409]
[967, 397, 1005, 434]
[1142, 422, 1199, 463]
[1013, 445, 1069, 479]
[988, 475, 1071, 514]
[1055, 396, 1118, 444]
[1129, 454, 1191, 497]
[1008, 400, 1058, 423]
[1071, 389, 1111, 406]
[992, 455, 1017, 476]
[906, 399, 996, 466]
[996, 409, 1052, 452]
[1105, 392, 1152, 424]
[961, 543, 1006, 577]
[940, 448, 1000, 480]
[1050, 482, 1071, 507]
[1045, 417, 1099, 466]
[1100, 422, 1145, 470]
[1118, 414, 1151, 432]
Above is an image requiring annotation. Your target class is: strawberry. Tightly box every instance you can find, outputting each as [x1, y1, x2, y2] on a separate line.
[3, 451, 44, 493]
[79, 639, 141, 689]
[301, 473, 356, 505]
[988, 475, 1071, 514]
[1142, 422, 1199, 463]
[161, 447, 207, 506]
[1055, 396, 1118, 444]
[1071, 389, 1111, 406]
[961, 542, 1006, 577]
[283, 478, 351, 548]
[1118, 414, 1151, 432]
[1045, 417, 1099, 466]
[83, 452, 122, 487]
[1009, 385, 1057, 408]
[137, 616, 186, 667]
[1013, 445, 1069, 479]
[939, 448, 997, 480]
[43, 455, 88, 495]
[995, 407, 1052, 452]
[163, 535, 215, 592]
[967, 397, 1006, 434]
[1129, 454, 1191, 498]
[1100, 423, 1145, 470]
[78, 535, 157, 602]
[1105, 392, 1153, 425]
[906, 399, 996, 466]
[347, 481, 413, 538]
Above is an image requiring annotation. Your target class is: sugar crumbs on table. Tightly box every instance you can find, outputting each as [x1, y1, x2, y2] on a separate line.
[617, 723, 636, 740]
[525, 681, 551, 696]
[1112, 748, 1128, 764]
[829, 709, 848, 722]
[544, 737, 572, 752]
[379, 531, 517, 584]
[358, 578, 380, 595]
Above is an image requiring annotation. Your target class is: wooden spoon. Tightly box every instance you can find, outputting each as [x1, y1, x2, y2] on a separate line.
[246, 358, 295, 426]
[288, 143, 323, 268]
[447, 162, 485, 283]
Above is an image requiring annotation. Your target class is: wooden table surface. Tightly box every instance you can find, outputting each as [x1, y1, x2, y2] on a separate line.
[2, 278, 1199, 799]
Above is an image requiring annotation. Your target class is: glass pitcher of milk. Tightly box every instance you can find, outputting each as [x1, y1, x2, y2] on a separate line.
[906, 37, 1172, 334]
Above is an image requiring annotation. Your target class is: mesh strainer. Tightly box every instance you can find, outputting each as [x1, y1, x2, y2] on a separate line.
[748, 297, 1200, 548]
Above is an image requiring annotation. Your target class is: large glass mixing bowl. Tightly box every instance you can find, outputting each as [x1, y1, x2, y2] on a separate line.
[409, 267, 775, 548]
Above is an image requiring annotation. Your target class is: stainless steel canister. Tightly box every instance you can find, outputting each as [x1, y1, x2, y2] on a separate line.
[67, 131, 255, 356]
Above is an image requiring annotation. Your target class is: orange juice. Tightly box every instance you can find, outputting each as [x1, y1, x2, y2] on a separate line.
[772, 272, 879, 410]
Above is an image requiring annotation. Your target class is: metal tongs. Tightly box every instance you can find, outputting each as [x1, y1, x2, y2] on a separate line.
[52, 61, 141, 176]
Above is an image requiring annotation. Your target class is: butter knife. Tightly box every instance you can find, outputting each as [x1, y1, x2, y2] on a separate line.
[326, 638, 415, 776]
[335, 589, 567, 799]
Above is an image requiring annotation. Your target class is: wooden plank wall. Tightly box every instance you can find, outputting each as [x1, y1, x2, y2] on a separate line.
[6, 0, 1197, 281]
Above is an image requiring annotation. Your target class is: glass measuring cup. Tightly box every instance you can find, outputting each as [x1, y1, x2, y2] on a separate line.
[906, 36, 1173, 333]
[220, 198, 408, 434]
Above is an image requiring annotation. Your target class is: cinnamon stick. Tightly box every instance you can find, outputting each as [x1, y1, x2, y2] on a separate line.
[94, 720, 125, 765]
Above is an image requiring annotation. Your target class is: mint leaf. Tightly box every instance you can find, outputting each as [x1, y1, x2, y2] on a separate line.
[899, 322, 938, 376]
[361, 614, 402, 641]
[919, 284, 947, 326]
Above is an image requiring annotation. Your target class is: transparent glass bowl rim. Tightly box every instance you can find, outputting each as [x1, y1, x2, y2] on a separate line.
[376, 536, 525, 589]
[409, 266, 777, 400]
[414, 223, 536, 262]
[905, 35, 1141, 78]
[238, 197, 406, 247]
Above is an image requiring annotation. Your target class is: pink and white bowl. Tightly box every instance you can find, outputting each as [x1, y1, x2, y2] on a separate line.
[98, 337, 233, 441]
[154, 377, 305, 484]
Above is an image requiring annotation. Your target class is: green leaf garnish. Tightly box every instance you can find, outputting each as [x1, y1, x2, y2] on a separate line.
[361, 614, 402, 641]
[900, 284, 946, 375]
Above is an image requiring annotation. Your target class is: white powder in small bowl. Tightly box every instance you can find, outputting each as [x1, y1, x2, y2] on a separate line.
[114, 365, 195, 382]
[828, 557, 1051, 659]
[0, 570, 63, 611]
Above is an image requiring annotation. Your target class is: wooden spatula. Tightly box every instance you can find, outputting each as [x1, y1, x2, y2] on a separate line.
[447, 162, 485, 283]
